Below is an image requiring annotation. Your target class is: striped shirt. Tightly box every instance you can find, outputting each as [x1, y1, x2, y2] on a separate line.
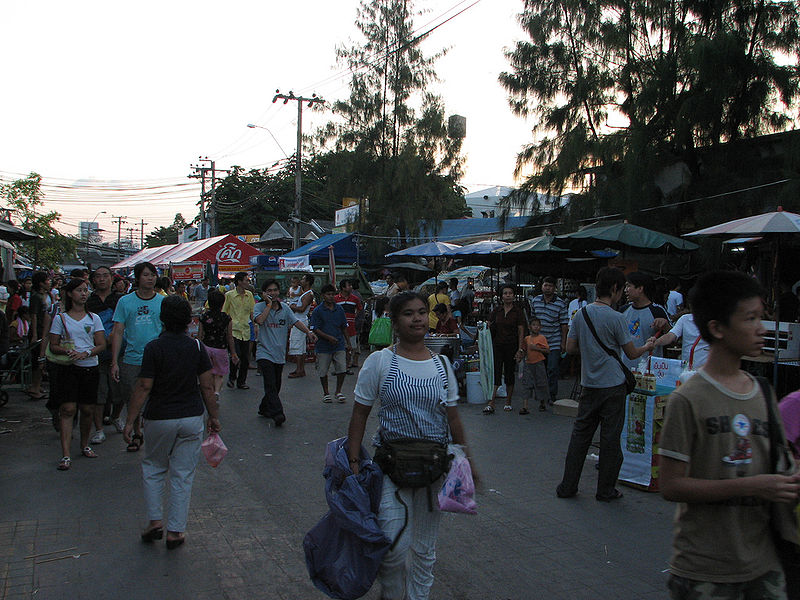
[354, 347, 458, 446]
[529, 294, 569, 350]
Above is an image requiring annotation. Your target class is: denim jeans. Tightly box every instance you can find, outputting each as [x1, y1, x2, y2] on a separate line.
[257, 359, 284, 420]
[545, 349, 561, 402]
[557, 384, 627, 497]
[228, 338, 250, 386]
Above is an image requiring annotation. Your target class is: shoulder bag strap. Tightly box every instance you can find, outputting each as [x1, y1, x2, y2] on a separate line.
[59, 313, 71, 341]
[581, 306, 627, 372]
[758, 376, 782, 473]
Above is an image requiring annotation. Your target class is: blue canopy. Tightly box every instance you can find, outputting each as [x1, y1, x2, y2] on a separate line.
[282, 233, 358, 263]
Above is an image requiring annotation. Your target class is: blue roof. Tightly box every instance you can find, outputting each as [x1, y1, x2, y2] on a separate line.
[421, 216, 531, 242]
[281, 233, 358, 262]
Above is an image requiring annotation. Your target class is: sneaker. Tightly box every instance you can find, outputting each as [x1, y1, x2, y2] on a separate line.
[113, 418, 125, 433]
[89, 430, 106, 444]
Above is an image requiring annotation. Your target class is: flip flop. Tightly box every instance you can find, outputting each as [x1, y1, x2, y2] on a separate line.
[287, 372, 305, 379]
[24, 391, 48, 400]
[482, 405, 495, 415]
[503, 404, 513, 412]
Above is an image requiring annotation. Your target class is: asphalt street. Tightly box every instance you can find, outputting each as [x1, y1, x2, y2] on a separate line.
[1, 361, 674, 600]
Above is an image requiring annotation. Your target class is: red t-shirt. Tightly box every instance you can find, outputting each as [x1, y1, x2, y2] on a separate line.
[6, 294, 21, 316]
[434, 317, 459, 335]
[334, 293, 363, 337]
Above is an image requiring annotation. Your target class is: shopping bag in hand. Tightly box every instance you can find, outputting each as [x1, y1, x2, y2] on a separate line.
[438, 445, 477, 514]
[368, 316, 392, 346]
[201, 433, 228, 468]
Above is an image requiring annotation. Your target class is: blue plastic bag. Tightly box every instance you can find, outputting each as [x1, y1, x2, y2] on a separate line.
[304, 437, 390, 600]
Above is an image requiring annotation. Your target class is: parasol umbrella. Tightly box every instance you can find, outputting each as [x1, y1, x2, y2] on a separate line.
[493, 235, 567, 255]
[385, 241, 461, 257]
[685, 207, 800, 385]
[556, 222, 699, 252]
[441, 240, 509, 255]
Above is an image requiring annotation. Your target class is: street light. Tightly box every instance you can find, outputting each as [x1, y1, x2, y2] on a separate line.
[246, 123, 289, 159]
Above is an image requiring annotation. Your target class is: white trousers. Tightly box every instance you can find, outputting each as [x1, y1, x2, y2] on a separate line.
[141, 415, 203, 533]
[377, 476, 442, 600]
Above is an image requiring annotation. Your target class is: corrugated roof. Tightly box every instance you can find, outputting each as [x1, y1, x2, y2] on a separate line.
[422, 216, 531, 243]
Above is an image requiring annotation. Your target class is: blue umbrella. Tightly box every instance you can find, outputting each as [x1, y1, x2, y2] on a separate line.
[441, 240, 509, 256]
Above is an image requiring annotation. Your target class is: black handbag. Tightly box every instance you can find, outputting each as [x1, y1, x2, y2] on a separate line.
[758, 376, 800, 599]
[581, 306, 637, 394]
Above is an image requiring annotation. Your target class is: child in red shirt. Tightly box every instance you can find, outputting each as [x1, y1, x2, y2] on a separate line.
[520, 317, 549, 414]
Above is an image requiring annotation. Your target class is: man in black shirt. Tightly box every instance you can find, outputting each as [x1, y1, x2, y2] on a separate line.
[85, 266, 121, 442]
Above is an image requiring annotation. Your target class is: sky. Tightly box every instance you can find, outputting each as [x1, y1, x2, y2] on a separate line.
[0, 0, 535, 244]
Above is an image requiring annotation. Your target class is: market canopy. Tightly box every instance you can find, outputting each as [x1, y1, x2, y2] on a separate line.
[440, 240, 509, 255]
[112, 234, 262, 273]
[0, 221, 39, 242]
[281, 232, 359, 263]
[685, 207, 800, 237]
[385, 241, 461, 257]
[556, 222, 699, 252]
[492, 235, 567, 255]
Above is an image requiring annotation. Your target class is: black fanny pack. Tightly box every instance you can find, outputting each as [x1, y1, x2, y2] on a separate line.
[374, 437, 452, 513]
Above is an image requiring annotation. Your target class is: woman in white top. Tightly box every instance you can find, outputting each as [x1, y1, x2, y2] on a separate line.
[347, 291, 476, 600]
[651, 312, 710, 370]
[48, 278, 106, 470]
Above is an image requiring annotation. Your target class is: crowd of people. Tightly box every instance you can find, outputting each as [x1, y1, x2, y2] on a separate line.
[7, 260, 800, 599]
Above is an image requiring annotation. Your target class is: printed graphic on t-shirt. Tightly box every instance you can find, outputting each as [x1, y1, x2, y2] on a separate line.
[629, 318, 640, 337]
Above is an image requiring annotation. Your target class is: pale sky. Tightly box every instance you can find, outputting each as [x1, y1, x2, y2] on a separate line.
[1, 0, 534, 244]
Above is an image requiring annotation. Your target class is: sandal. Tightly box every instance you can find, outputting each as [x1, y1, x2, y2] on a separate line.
[287, 372, 305, 379]
[57, 456, 71, 471]
[482, 405, 495, 415]
[322, 394, 333, 403]
[519, 407, 530, 415]
[596, 489, 624, 502]
[127, 433, 143, 453]
[336, 393, 346, 404]
[140, 526, 163, 542]
[503, 404, 513, 412]
[539, 403, 547, 412]
[82, 446, 98, 458]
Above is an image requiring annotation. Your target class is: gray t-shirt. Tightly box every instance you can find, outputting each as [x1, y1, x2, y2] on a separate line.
[619, 303, 670, 368]
[568, 304, 632, 388]
[254, 301, 299, 364]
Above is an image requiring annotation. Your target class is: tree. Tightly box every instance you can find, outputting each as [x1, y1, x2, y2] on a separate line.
[144, 213, 189, 248]
[316, 0, 468, 242]
[500, 0, 800, 229]
[0, 172, 78, 269]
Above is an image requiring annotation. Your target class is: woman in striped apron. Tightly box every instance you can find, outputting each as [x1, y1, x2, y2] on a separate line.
[348, 291, 476, 600]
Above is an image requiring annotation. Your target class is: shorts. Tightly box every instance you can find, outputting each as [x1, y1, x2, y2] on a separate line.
[288, 320, 307, 355]
[205, 346, 230, 377]
[118, 362, 141, 405]
[315, 351, 346, 376]
[50, 363, 100, 406]
[347, 334, 359, 352]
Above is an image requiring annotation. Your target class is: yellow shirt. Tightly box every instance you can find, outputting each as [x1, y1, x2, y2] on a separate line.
[222, 288, 255, 341]
[427, 292, 450, 329]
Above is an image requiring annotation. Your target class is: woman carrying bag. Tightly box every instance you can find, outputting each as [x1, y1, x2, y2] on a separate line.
[347, 291, 476, 600]
[48, 278, 106, 470]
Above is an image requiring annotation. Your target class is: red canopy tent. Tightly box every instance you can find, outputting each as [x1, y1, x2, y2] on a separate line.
[112, 235, 262, 275]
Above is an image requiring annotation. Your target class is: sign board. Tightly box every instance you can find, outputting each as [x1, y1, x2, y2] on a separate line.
[172, 262, 203, 281]
[237, 234, 261, 244]
[647, 357, 683, 388]
[335, 204, 360, 227]
[279, 255, 312, 271]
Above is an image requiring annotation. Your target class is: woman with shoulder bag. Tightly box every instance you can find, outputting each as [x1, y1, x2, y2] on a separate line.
[48, 278, 106, 470]
[347, 291, 476, 600]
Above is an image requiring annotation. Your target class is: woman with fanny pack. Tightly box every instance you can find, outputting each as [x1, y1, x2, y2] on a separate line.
[48, 278, 106, 471]
[347, 291, 475, 600]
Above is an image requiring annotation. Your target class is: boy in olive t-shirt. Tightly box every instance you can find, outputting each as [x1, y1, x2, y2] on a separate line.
[658, 271, 800, 600]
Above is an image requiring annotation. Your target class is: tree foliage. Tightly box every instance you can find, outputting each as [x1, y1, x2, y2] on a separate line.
[501, 0, 800, 227]
[316, 0, 468, 242]
[0, 172, 78, 268]
[144, 213, 189, 248]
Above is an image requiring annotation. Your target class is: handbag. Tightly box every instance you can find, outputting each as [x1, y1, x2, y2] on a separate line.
[758, 377, 800, 598]
[45, 313, 74, 366]
[581, 306, 636, 394]
[367, 316, 392, 347]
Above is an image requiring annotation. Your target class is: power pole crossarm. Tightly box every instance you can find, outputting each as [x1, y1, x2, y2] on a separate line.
[272, 90, 325, 250]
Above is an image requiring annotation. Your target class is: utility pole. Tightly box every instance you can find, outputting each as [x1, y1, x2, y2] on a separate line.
[126, 227, 136, 249]
[112, 216, 127, 260]
[138, 219, 148, 248]
[272, 90, 325, 250]
[189, 158, 228, 239]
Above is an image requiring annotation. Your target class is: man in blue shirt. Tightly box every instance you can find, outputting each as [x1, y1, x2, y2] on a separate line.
[253, 279, 316, 426]
[529, 276, 569, 403]
[310, 284, 351, 404]
[111, 261, 164, 451]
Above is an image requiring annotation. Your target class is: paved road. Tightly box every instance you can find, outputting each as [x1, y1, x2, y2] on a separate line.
[1, 362, 674, 599]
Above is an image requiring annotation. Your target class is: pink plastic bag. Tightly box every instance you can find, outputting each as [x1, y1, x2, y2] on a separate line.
[201, 433, 228, 468]
[438, 446, 477, 515]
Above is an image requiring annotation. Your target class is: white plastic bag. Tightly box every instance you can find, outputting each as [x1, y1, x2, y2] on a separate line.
[438, 445, 477, 515]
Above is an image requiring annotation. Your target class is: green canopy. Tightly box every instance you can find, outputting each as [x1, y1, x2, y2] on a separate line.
[492, 235, 567, 254]
[556, 222, 699, 253]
